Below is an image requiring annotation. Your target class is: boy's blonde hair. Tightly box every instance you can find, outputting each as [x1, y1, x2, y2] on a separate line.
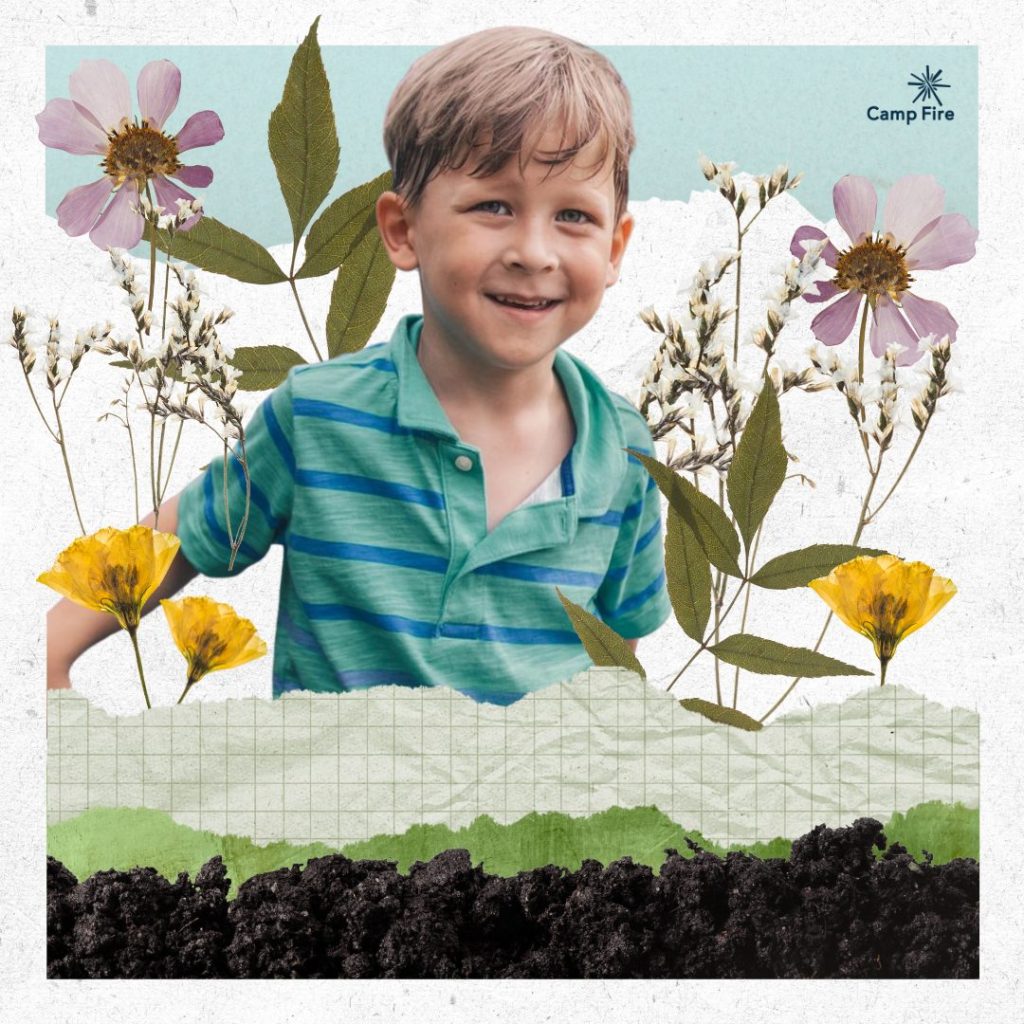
[383, 27, 635, 223]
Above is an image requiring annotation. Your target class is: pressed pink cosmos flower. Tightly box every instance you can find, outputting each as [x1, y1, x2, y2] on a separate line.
[36, 59, 224, 250]
[791, 175, 977, 366]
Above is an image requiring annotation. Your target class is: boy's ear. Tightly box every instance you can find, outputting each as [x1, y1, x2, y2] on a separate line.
[376, 191, 420, 272]
[605, 212, 635, 288]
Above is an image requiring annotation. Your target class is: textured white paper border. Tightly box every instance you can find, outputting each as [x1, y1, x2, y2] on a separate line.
[2, 0, 1020, 1018]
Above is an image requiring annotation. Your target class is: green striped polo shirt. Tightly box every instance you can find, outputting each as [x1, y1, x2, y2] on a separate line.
[177, 314, 671, 705]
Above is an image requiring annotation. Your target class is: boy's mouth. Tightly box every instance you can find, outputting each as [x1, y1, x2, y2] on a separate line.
[487, 293, 562, 311]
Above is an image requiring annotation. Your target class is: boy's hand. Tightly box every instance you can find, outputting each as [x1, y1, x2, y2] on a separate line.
[43, 490, 198, 691]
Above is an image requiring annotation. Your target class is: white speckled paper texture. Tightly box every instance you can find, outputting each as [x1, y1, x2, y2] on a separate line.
[2, 0, 1021, 1019]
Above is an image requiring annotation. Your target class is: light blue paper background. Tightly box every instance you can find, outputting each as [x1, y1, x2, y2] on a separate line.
[46, 45, 977, 240]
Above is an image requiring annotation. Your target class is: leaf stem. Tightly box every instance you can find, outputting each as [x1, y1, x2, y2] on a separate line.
[666, 576, 749, 693]
[289, 247, 324, 361]
[732, 523, 763, 709]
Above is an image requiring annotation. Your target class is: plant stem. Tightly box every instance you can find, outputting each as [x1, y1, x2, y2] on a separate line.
[288, 247, 324, 362]
[50, 390, 86, 534]
[879, 658, 889, 687]
[856, 299, 869, 387]
[666, 577, 749, 693]
[125, 397, 140, 523]
[757, 448, 887, 723]
[176, 678, 196, 705]
[732, 523, 763, 709]
[732, 216, 743, 362]
[126, 626, 152, 710]
[865, 426, 929, 525]
[158, 418, 186, 506]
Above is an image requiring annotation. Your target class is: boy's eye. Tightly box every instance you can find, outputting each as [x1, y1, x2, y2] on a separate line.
[473, 200, 510, 215]
[557, 209, 592, 225]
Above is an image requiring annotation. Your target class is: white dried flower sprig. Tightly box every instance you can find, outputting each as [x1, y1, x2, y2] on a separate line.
[911, 336, 953, 432]
[6, 308, 111, 534]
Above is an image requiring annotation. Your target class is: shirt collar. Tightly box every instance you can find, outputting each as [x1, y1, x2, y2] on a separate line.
[389, 314, 626, 516]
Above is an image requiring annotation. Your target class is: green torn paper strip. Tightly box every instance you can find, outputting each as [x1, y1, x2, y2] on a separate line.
[47, 669, 979, 851]
[47, 801, 978, 901]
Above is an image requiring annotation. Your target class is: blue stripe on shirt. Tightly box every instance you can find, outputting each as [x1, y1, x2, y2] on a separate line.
[610, 569, 667, 617]
[302, 601, 580, 645]
[296, 468, 445, 509]
[289, 533, 449, 573]
[473, 561, 603, 587]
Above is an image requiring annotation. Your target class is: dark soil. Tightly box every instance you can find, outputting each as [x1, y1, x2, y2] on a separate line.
[47, 817, 978, 978]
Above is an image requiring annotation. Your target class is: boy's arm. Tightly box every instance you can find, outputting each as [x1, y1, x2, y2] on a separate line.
[626, 638, 639, 654]
[46, 491, 198, 690]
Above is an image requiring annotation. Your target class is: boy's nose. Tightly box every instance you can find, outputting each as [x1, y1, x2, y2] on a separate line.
[502, 219, 558, 273]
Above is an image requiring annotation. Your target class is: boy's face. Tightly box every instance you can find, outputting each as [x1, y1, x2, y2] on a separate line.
[377, 129, 634, 375]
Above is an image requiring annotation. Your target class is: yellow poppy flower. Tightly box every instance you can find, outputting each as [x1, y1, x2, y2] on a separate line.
[38, 525, 181, 632]
[808, 554, 956, 684]
[161, 596, 267, 702]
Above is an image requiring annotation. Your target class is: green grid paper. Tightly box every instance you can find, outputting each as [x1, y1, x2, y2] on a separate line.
[47, 668, 979, 847]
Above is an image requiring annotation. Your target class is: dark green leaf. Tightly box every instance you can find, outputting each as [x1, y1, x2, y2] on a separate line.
[750, 544, 888, 590]
[268, 16, 340, 244]
[629, 449, 742, 577]
[679, 698, 763, 732]
[664, 506, 712, 641]
[156, 217, 287, 284]
[727, 375, 787, 550]
[297, 171, 392, 279]
[556, 588, 646, 680]
[708, 634, 873, 677]
[229, 345, 307, 391]
[109, 357, 182, 381]
[325, 226, 396, 358]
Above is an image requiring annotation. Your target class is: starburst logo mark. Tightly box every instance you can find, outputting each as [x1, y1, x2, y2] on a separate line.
[908, 65, 951, 106]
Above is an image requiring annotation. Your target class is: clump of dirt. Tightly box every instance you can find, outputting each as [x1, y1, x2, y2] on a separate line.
[47, 817, 978, 978]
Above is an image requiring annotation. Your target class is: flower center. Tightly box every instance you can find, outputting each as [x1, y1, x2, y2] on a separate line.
[101, 119, 180, 190]
[860, 592, 910, 660]
[98, 563, 142, 629]
[833, 235, 913, 305]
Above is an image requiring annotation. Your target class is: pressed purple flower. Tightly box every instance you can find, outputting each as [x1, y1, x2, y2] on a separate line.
[791, 175, 977, 365]
[36, 59, 224, 250]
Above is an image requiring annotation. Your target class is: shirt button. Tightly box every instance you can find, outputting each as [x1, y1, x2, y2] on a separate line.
[454, 455, 474, 472]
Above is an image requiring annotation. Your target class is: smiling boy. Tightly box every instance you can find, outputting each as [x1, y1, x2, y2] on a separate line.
[47, 27, 671, 704]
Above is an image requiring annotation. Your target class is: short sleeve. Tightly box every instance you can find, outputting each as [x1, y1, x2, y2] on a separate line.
[594, 413, 672, 639]
[177, 371, 297, 577]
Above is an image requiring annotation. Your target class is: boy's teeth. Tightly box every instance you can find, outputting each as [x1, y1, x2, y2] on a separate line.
[492, 295, 555, 308]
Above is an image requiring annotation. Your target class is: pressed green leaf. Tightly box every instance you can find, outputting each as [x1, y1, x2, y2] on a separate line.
[750, 544, 888, 590]
[679, 698, 763, 732]
[664, 506, 712, 641]
[708, 633, 873, 677]
[109, 357, 182, 381]
[228, 345, 308, 391]
[325, 226, 396, 358]
[297, 171, 392, 279]
[629, 449, 742, 578]
[727, 375, 787, 550]
[556, 588, 646, 680]
[268, 16, 340, 244]
[156, 217, 287, 284]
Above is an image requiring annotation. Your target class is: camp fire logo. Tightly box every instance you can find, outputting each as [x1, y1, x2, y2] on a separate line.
[908, 65, 950, 106]
[866, 65, 955, 124]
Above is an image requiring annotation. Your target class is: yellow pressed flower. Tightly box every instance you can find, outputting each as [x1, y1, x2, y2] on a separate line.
[161, 596, 267, 703]
[38, 525, 180, 709]
[808, 554, 956, 684]
[37, 525, 181, 632]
